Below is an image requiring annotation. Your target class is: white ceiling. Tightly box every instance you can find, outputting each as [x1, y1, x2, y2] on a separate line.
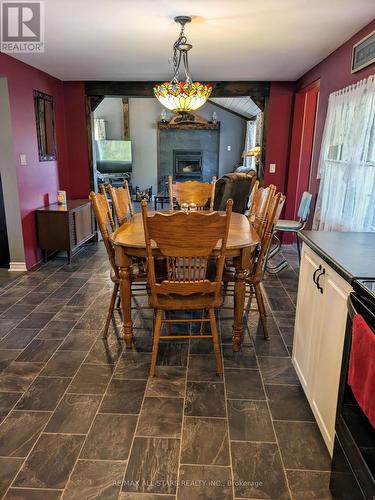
[210, 97, 261, 119]
[11, 0, 375, 81]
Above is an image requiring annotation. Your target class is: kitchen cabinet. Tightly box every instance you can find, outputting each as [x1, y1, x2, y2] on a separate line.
[293, 243, 352, 455]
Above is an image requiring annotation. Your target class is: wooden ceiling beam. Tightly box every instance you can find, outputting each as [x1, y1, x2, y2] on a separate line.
[85, 81, 270, 99]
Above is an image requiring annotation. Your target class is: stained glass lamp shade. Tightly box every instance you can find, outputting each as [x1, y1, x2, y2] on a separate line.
[154, 16, 212, 114]
[154, 81, 212, 113]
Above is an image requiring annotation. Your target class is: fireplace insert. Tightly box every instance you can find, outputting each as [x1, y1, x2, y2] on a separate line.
[173, 150, 202, 181]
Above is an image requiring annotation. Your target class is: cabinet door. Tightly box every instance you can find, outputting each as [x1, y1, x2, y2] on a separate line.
[73, 204, 93, 247]
[292, 246, 322, 391]
[310, 269, 351, 455]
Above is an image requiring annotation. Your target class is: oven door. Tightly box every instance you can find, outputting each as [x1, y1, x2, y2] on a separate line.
[330, 293, 375, 500]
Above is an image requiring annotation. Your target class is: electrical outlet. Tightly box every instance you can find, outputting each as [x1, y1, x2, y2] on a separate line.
[227, 145, 231, 151]
[20, 154, 27, 166]
[269, 163, 276, 173]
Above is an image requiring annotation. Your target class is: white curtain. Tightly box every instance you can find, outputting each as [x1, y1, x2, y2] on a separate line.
[243, 120, 257, 170]
[94, 119, 106, 140]
[314, 75, 375, 232]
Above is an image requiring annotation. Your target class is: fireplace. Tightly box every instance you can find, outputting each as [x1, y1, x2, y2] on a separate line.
[173, 150, 202, 181]
[158, 125, 219, 191]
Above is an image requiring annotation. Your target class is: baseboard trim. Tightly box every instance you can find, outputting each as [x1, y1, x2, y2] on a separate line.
[8, 262, 27, 272]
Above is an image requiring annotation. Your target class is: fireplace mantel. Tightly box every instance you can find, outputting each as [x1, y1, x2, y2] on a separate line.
[157, 121, 220, 130]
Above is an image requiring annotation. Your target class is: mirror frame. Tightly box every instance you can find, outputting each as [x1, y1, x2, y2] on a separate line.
[34, 90, 57, 161]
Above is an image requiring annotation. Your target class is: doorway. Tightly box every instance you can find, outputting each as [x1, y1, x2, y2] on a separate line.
[0, 175, 10, 267]
[85, 81, 270, 196]
[88, 92, 266, 203]
[285, 80, 320, 226]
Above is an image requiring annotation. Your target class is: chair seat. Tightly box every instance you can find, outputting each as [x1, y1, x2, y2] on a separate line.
[276, 219, 303, 232]
[150, 293, 222, 310]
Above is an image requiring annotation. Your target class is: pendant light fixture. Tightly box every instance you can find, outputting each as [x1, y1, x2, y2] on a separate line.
[154, 16, 212, 114]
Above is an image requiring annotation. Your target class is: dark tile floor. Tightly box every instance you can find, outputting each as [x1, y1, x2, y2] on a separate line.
[0, 243, 333, 499]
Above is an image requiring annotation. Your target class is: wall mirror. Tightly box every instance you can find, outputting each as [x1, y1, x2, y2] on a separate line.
[34, 90, 56, 161]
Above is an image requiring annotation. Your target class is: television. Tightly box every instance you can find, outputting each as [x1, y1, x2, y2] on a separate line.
[95, 140, 132, 174]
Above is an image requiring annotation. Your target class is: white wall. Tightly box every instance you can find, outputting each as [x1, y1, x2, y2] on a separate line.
[197, 101, 247, 175]
[128, 98, 163, 193]
[0, 77, 26, 269]
[94, 97, 124, 140]
[94, 96, 247, 192]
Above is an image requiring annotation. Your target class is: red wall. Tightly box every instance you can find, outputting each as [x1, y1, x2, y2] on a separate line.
[264, 82, 296, 194]
[3, 18, 374, 265]
[297, 19, 375, 203]
[0, 53, 89, 269]
[63, 83, 91, 199]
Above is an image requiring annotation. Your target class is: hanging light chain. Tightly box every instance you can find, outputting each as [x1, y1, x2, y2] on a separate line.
[171, 21, 192, 83]
[154, 15, 212, 113]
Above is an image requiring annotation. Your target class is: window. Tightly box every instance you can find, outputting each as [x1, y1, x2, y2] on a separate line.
[314, 76, 375, 232]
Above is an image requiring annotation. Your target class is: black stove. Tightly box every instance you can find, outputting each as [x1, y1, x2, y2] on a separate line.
[330, 279, 375, 499]
[353, 279, 375, 301]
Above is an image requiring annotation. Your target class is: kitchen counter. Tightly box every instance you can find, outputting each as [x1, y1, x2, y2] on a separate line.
[299, 231, 375, 284]
[293, 232, 373, 454]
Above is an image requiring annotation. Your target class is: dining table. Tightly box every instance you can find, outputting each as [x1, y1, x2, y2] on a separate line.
[111, 210, 260, 351]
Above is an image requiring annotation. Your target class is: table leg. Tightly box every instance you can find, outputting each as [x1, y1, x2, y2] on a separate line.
[119, 264, 133, 347]
[232, 267, 247, 352]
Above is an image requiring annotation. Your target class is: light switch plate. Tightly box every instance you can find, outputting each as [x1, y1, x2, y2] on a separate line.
[227, 145, 231, 151]
[269, 163, 276, 173]
[20, 154, 27, 166]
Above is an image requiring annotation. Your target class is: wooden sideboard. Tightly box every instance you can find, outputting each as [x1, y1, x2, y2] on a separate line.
[36, 199, 95, 264]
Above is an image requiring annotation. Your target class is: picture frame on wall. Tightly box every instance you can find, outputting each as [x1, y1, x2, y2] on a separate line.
[34, 90, 57, 161]
[351, 30, 375, 73]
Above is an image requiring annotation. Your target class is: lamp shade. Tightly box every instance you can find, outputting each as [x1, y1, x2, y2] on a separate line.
[154, 81, 212, 113]
[245, 145, 261, 157]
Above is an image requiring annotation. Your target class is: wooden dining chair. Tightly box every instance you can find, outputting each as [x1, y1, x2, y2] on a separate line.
[99, 184, 115, 231]
[107, 180, 134, 227]
[142, 198, 233, 376]
[168, 176, 216, 211]
[247, 179, 260, 214]
[89, 191, 121, 337]
[90, 190, 149, 337]
[248, 184, 277, 239]
[123, 180, 134, 217]
[246, 192, 286, 339]
[223, 188, 285, 339]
